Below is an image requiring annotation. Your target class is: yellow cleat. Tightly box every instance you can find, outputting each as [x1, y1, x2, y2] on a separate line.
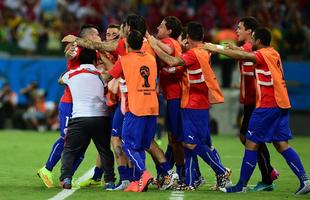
[78, 178, 102, 187]
[37, 167, 54, 188]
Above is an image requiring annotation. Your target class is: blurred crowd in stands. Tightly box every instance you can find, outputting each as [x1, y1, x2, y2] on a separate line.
[0, 80, 58, 131]
[0, 0, 309, 59]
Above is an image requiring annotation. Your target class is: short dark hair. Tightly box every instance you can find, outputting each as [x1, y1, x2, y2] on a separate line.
[79, 24, 99, 37]
[107, 23, 120, 30]
[253, 28, 271, 46]
[125, 14, 147, 36]
[186, 21, 204, 41]
[79, 48, 97, 64]
[164, 16, 182, 40]
[239, 17, 259, 32]
[126, 30, 143, 50]
[180, 27, 187, 40]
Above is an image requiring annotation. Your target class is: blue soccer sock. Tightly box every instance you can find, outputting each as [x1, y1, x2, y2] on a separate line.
[225, 181, 244, 193]
[117, 166, 129, 181]
[184, 147, 196, 186]
[155, 164, 164, 178]
[92, 167, 104, 181]
[128, 167, 134, 181]
[164, 144, 175, 168]
[281, 148, 309, 183]
[239, 149, 257, 186]
[160, 161, 172, 175]
[192, 154, 201, 181]
[132, 166, 141, 181]
[212, 147, 222, 165]
[176, 164, 185, 180]
[139, 150, 146, 165]
[193, 144, 226, 175]
[123, 147, 145, 177]
[45, 137, 64, 171]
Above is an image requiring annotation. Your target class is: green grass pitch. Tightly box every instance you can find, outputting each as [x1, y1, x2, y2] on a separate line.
[0, 130, 309, 200]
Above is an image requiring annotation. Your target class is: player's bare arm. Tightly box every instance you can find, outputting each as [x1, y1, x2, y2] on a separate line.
[156, 40, 174, 55]
[99, 53, 114, 71]
[203, 42, 256, 63]
[62, 35, 118, 52]
[57, 71, 68, 85]
[64, 43, 78, 60]
[226, 43, 243, 51]
[148, 35, 185, 67]
[100, 70, 113, 83]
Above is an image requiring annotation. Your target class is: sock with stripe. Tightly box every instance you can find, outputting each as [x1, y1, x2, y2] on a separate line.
[239, 149, 257, 186]
[281, 147, 309, 183]
[193, 144, 226, 175]
[184, 147, 195, 186]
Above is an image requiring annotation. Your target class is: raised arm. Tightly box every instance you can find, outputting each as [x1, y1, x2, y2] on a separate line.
[64, 43, 78, 60]
[147, 35, 185, 67]
[203, 43, 257, 63]
[62, 35, 118, 52]
[99, 53, 114, 71]
[156, 40, 174, 55]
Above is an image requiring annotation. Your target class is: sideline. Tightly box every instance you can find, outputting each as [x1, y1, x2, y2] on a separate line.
[48, 167, 94, 200]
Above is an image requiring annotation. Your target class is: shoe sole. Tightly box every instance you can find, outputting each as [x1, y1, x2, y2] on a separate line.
[295, 185, 310, 195]
[250, 184, 275, 192]
[37, 172, 54, 188]
[140, 178, 153, 192]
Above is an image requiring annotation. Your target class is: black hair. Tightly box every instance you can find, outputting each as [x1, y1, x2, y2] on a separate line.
[186, 21, 204, 41]
[125, 14, 147, 36]
[79, 24, 99, 37]
[239, 17, 259, 32]
[164, 16, 182, 40]
[126, 30, 143, 50]
[79, 48, 97, 64]
[180, 27, 187, 40]
[107, 23, 120, 30]
[253, 27, 271, 46]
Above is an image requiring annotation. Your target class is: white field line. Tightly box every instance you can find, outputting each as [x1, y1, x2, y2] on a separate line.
[48, 167, 94, 200]
[169, 191, 184, 200]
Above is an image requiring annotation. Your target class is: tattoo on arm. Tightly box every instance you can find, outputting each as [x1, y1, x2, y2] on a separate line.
[155, 45, 185, 66]
[76, 38, 118, 52]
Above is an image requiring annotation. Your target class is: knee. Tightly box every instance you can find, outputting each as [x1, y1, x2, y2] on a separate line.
[245, 139, 259, 151]
[273, 141, 289, 153]
[184, 143, 196, 150]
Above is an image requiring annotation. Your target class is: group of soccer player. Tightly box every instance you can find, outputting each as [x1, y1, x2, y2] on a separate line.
[36, 13, 310, 195]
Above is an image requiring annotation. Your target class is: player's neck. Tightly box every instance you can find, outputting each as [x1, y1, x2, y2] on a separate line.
[189, 40, 202, 48]
[244, 37, 252, 44]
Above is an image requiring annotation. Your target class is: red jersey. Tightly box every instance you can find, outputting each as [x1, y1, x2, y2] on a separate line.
[60, 47, 82, 103]
[60, 47, 100, 103]
[239, 42, 256, 105]
[181, 49, 210, 109]
[159, 38, 183, 100]
[253, 51, 278, 108]
[109, 58, 129, 112]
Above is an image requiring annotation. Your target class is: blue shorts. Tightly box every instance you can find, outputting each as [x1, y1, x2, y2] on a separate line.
[181, 108, 212, 147]
[121, 112, 157, 150]
[111, 104, 124, 137]
[166, 99, 182, 141]
[58, 102, 72, 138]
[246, 108, 292, 144]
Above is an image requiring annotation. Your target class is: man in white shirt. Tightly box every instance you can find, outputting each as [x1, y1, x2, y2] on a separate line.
[59, 48, 115, 189]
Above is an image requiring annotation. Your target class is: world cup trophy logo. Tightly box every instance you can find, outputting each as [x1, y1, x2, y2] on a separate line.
[140, 65, 150, 88]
